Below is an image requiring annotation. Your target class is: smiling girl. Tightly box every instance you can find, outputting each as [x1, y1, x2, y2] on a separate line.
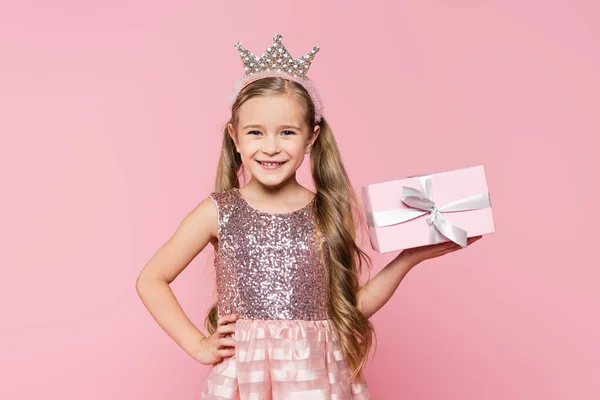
[136, 34, 480, 400]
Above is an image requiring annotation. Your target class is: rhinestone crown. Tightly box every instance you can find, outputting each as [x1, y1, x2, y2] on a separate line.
[234, 33, 320, 79]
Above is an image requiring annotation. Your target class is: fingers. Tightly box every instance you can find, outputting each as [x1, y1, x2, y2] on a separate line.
[218, 337, 235, 348]
[445, 236, 482, 248]
[217, 323, 237, 335]
[217, 314, 237, 327]
[433, 241, 460, 255]
[212, 315, 238, 361]
[217, 348, 236, 358]
[467, 235, 483, 245]
[216, 315, 237, 345]
[442, 236, 483, 254]
[436, 246, 460, 257]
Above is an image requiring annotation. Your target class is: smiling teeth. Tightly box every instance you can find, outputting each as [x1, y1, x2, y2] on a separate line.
[262, 162, 283, 166]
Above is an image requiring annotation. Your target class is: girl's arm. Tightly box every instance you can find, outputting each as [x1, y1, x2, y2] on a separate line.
[356, 251, 415, 320]
[356, 236, 482, 319]
[135, 196, 218, 359]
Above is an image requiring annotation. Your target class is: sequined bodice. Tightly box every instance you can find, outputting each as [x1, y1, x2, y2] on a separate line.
[209, 188, 330, 320]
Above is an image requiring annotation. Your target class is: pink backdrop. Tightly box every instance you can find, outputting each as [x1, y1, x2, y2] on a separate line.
[1, 1, 598, 399]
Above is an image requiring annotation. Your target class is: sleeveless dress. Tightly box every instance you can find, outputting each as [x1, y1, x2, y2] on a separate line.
[201, 187, 371, 400]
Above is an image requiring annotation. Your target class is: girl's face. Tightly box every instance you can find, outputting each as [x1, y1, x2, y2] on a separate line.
[228, 94, 320, 188]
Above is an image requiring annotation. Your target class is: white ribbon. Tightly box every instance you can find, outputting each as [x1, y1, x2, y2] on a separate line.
[365, 175, 491, 248]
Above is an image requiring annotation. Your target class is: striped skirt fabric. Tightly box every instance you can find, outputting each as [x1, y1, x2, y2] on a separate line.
[200, 318, 371, 400]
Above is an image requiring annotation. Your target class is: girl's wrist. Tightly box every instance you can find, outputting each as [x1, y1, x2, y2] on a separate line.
[182, 332, 208, 359]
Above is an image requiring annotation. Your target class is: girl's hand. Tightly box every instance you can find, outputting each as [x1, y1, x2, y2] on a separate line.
[194, 314, 237, 366]
[401, 235, 483, 268]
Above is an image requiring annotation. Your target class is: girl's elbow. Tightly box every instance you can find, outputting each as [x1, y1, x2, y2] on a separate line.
[135, 273, 164, 294]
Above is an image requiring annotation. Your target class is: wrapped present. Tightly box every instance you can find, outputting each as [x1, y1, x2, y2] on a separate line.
[361, 165, 495, 253]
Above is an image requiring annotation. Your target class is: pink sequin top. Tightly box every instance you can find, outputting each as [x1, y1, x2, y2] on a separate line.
[209, 187, 330, 321]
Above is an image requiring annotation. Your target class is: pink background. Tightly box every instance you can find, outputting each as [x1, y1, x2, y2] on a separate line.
[1, 1, 598, 399]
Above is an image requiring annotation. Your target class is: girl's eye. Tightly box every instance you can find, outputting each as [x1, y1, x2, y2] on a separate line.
[247, 130, 295, 136]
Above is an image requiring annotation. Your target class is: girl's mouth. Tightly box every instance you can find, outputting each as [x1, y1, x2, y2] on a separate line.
[257, 160, 287, 170]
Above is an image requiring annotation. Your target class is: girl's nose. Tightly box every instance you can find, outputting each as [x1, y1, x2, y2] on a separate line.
[261, 135, 280, 154]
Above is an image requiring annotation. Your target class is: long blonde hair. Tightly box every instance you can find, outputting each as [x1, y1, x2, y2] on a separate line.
[205, 77, 375, 380]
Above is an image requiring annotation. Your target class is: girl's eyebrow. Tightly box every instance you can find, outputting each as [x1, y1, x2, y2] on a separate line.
[242, 124, 301, 130]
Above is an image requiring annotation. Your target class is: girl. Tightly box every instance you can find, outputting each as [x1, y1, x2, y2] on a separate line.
[136, 34, 481, 399]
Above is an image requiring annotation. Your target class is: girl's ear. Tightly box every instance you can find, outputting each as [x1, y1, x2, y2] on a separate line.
[227, 123, 240, 153]
[306, 124, 320, 154]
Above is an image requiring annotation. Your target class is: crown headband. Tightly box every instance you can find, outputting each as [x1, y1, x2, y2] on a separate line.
[226, 34, 324, 124]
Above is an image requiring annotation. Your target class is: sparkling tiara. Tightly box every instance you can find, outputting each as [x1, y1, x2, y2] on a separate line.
[226, 33, 324, 124]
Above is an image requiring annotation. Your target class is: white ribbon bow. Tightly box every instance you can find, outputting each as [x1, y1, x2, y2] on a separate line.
[365, 175, 491, 248]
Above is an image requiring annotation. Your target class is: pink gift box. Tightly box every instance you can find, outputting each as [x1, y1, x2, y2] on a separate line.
[361, 165, 496, 253]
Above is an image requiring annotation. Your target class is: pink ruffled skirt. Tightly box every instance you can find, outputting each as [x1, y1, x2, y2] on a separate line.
[200, 318, 371, 399]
